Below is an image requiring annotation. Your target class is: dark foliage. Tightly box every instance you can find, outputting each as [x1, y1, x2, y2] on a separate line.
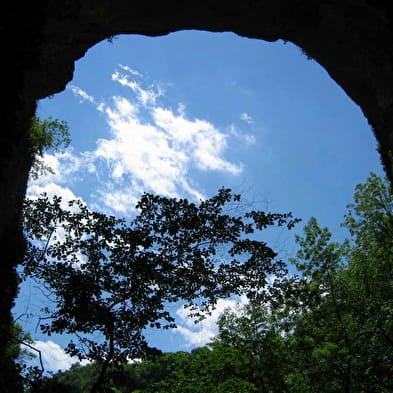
[23, 188, 298, 392]
[47, 173, 393, 393]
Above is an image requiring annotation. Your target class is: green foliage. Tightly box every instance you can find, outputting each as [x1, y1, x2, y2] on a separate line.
[28, 115, 71, 179]
[53, 363, 100, 393]
[24, 172, 393, 393]
[29, 115, 71, 156]
[22, 188, 298, 392]
[50, 346, 257, 393]
[130, 345, 257, 393]
[213, 173, 393, 393]
[283, 173, 393, 392]
[343, 172, 393, 239]
[215, 303, 289, 393]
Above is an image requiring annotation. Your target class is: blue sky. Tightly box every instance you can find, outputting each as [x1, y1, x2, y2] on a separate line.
[15, 30, 384, 372]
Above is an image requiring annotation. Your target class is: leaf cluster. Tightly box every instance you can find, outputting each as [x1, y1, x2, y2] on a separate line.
[29, 115, 71, 156]
[28, 115, 71, 179]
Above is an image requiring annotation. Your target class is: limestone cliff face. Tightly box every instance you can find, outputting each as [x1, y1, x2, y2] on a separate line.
[1, 0, 393, 389]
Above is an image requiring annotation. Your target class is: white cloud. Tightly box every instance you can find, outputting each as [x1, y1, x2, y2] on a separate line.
[68, 85, 96, 104]
[30, 340, 88, 372]
[112, 70, 163, 106]
[93, 184, 141, 216]
[30, 150, 82, 185]
[119, 64, 143, 77]
[174, 297, 248, 347]
[240, 112, 254, 124]
[153, 107, 243, 175]
[229, 124, 256, 146]
[92, 104, 188, 198]
[38, 65, 244, 216]
[107, 96, 138, 119]
[244, 133, 256, 145]
[97, 102, 106, 112]
[27, 151, 84, 207]
[83, 75, 242, 212]
[27, 182, 79, 207]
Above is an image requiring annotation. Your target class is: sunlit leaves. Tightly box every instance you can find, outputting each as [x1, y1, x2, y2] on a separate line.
[28, 115, 71, 179]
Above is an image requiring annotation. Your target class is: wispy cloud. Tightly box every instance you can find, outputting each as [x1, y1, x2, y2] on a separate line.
[80, 66, 244, 213]
[36, 66, 246, 216]
[244, 133, 256, 145]
[119, 64, 143, 77]
[68, 85, 96, 104]
[152, 107, 243, 175]
[229, 124, 256, 146]
[111, 70, 163, 106]
[90, 97, 204, 205]
[240, 112, 254, 124]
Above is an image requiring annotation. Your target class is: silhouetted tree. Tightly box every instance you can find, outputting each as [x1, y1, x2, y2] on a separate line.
[23, 188, 299, 392]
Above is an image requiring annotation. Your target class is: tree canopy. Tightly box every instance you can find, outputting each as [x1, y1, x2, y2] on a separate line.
[24, 172, 393, 393]
[22, 188, 299, 392]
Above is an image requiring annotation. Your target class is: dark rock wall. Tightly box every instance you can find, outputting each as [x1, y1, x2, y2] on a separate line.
[28, 0, 393, 176]
[1, 1, 393, 390]
[0, 3, 44, 390]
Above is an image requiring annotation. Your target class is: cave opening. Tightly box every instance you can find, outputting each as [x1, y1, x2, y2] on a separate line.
[15, 30, 384, 371]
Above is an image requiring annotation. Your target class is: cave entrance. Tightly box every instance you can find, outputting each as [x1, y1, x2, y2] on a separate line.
[34, 31, 382, 221]
[19, 30, 383, 364]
